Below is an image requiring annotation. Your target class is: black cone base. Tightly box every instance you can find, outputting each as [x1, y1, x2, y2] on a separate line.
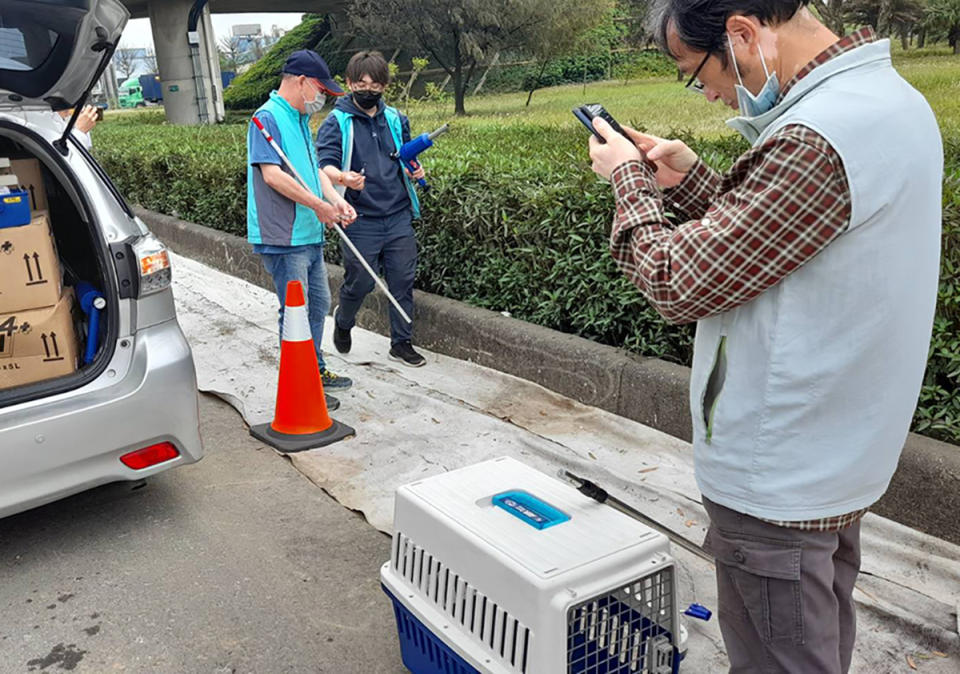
[250, 418, 355, 454]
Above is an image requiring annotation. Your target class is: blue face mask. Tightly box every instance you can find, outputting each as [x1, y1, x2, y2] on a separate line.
[727, 37, 780, 118]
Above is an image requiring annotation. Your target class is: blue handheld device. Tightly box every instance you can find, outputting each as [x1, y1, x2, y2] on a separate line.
[391, 124, 449, 191]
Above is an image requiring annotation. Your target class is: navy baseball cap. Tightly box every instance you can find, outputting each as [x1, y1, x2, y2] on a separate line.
[282, 50, 344, 95]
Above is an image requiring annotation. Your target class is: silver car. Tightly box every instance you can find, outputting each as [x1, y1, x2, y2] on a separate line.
[0, 0, 203, 518]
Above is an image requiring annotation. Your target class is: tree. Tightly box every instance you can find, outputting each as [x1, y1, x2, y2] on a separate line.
[143, 48, 158, 74]
[348, 0, 544, 115]
[619, 0, 654, 48]
[249, 38, 266, 64]
[846, 0, 926, 43]
[219, 35, 247, 72]
[523, 0, 615, 106]
[814, 0, 849, 36]
[927, 0, 960, 52]
[112, 47, 138, 83]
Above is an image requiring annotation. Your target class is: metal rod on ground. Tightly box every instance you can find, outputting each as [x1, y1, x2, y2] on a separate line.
[562, 470, 714, 563]
[251, 116, 412, 324]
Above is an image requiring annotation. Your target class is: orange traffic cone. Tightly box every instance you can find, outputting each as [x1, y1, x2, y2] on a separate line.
[250, 280, 355, 453]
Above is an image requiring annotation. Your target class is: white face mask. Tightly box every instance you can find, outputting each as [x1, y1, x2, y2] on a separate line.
[727, 35, 780, 118]
[303, 81, 326, 115]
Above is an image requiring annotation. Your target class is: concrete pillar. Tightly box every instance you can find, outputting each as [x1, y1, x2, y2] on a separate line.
[201, 7, 225, 122]
[100, 62, 119, 109]
[148, 0, 216, 125]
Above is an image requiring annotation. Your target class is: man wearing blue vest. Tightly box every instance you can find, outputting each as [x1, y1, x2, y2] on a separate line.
[589, 1, 941, 672]
[315, 51, 427, 368]
[248, 50, 357, 403]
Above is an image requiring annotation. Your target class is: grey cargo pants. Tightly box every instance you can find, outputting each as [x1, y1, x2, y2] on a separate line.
[702, 497, 862, 673]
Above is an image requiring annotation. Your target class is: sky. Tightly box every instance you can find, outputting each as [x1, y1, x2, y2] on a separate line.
[118, 12, 306, 49]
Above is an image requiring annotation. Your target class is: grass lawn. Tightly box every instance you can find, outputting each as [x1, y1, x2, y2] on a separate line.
[410, 47, 960, 140]
[100, 47, 959, 162]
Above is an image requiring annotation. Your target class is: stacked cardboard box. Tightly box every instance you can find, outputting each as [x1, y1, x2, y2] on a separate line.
[0, 158, 80, 391]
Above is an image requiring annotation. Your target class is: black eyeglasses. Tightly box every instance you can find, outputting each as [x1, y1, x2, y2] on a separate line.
[685, 51, 711, 95]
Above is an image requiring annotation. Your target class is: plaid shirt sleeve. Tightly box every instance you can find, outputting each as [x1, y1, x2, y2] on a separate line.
[609, 125, 852, 325]
[662, 159, 722, 221]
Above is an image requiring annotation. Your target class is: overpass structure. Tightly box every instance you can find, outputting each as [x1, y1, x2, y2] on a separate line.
[115, 0, 348, 124]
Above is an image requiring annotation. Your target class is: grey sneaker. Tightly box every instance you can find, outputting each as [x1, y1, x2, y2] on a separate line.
[389, 341, 426, 367]
[320, 367, 353, 390]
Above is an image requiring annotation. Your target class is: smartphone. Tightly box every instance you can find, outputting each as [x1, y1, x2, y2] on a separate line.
[573, 103, 631, 143]
[574, 103, 658, 172]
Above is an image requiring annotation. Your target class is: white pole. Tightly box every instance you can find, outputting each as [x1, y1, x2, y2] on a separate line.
[251, 116, 412, 324]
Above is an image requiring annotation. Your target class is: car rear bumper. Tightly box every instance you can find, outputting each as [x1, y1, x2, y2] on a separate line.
[0, 319, 203, 518]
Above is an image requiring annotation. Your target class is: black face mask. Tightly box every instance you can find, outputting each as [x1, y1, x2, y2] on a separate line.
[353, 90, 382, 110]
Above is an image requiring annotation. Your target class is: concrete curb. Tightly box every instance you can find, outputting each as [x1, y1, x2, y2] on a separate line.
[138, 207, 960, 545]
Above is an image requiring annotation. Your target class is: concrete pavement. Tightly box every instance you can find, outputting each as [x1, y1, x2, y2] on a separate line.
[0, 395, 406, 674]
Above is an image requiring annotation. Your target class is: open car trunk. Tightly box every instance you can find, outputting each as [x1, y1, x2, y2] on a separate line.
[0, 121, 118, 404]
[0, 0, 129, 111]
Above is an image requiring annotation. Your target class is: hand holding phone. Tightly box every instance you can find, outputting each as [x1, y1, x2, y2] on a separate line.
[574, 104, 658, 173]
[573, 104, 631, 143]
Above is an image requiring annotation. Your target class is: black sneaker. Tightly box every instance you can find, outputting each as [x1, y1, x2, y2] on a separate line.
[389, 341, 426, 368]
[333, 306, 351, 354]
[325, 393, 340, 411]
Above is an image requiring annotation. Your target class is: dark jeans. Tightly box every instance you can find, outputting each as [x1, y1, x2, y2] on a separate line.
[258, 245, 330, 370]
[702, 497, 861, 674]
[336, 210, 417, 346]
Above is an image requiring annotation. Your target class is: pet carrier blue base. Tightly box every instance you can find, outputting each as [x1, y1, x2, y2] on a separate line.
[384, 585, 480, 674]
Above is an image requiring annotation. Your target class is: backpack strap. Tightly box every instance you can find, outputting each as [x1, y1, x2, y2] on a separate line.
[330, 109, 354, 198]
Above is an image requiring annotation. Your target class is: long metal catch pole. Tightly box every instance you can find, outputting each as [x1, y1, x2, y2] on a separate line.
[251, 116, 412, 324]
[562, 470, 714, 563]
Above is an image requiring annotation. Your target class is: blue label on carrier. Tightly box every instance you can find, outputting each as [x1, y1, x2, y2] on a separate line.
[492, 490, 570, 529]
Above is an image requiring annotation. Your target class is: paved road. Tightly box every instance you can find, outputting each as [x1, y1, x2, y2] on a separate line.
[0, 395, 407, 673]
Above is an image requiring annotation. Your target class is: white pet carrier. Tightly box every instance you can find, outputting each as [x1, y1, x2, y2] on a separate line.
[381, 456, 687, 674]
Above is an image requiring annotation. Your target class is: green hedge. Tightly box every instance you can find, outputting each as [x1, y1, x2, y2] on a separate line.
[93, 118, 960, 445]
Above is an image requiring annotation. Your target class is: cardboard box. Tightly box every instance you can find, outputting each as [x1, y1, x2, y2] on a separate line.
[0, 289, 79, 391]
[0, 212, 63, 314]
[9, 158, 48, 212]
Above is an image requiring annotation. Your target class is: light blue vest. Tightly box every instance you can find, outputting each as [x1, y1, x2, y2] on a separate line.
[247, 91, 325, 246]
[330, 106, 421, 218]
[693, 40, 943, 520]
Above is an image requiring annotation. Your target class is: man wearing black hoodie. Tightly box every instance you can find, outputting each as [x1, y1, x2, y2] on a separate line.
[316, 51, 427, 367]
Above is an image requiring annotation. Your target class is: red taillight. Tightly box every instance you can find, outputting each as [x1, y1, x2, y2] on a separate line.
[120, 442, 179, 469]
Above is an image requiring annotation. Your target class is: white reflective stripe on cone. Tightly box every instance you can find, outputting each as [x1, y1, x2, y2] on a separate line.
[281, 305, 312, 343]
